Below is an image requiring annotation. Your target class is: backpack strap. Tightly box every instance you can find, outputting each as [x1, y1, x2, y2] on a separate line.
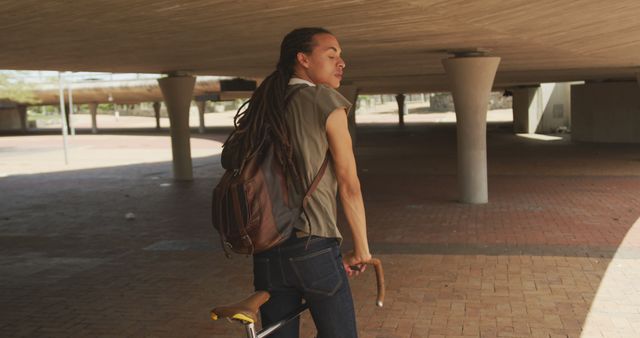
[302, 152, 330, 209]
[300, 150, 331, 249]
[213, 175, 233, 258]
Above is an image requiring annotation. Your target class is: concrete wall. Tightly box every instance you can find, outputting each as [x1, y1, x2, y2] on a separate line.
[512, 82, 573, 134]
[538, 83, 572, 133]
[0, 107, 22, 130]
[572, 81, 640, 143]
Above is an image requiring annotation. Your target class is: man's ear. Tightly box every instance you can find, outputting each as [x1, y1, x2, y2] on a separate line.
[296, 52, 310, 69]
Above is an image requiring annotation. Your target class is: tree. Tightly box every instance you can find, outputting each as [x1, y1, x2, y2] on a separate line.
[0, 74, 41, 105]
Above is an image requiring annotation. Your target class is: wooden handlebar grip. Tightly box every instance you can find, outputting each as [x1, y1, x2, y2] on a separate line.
[365, 258, 385, 307]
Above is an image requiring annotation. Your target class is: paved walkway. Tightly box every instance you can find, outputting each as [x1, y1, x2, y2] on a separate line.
[1, 122, 639, 337]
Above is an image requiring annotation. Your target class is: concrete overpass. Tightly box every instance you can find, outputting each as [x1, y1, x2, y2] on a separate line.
[1, 1, 640, 202]
[30, 77, 255, 105]
[1, 76, 256, 135]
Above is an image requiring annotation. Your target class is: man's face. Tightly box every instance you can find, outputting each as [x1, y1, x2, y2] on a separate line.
[298, 34, 345, 89]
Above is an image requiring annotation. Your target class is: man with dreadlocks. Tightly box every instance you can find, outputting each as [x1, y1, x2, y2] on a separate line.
[226, 27, 370, 337]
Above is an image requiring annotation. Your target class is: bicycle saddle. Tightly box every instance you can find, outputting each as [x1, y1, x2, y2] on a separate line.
[211, 291, 270, 324]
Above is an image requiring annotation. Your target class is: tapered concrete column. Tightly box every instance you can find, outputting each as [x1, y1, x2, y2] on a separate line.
[17, 105, 27, 131]
[152, 101, 161, 129]
[158, 75, 197, 181]
[395, 94, 406, 127]
[195, 100, 206, 134]
[337, 84, 359, 147]
[89, 102, 98, 134]
[442, 56, 500, 204]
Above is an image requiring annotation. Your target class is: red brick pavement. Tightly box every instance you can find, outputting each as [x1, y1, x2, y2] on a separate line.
[1, 122, 640, 337]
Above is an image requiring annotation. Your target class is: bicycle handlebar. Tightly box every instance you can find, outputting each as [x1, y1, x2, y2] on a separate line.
[363, 258, 385, 307]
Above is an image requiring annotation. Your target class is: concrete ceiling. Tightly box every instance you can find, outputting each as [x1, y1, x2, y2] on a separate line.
[2, 0, 640, 94]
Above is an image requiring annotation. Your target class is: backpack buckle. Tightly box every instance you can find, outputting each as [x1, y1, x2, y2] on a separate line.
[221, 241, 233, 259]
[240, 235, 254, 256]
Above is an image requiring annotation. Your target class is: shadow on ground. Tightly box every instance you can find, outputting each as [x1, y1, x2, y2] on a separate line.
[1, 122, 640, 337]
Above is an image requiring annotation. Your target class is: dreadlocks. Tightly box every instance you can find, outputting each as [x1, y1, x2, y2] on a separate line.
[225, 27, 332, 182]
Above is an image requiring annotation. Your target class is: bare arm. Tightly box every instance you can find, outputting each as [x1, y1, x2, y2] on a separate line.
[326, 107, 371, 272]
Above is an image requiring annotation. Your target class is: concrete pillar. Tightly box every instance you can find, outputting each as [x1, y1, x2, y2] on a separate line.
[337, 84, 359, 147]
[89, 102, 98, 134]
[158, 75, 196, 181]
[510, 86, 540, 133]
[0, 105, 23, 130]
[153, 101, 161, 129]
[17, 104, 27, 131]
[395, 94, 406, 127]
[442, 56, 500, 204]
[196, 100, 206, 134]
[512, 83, 573, 134]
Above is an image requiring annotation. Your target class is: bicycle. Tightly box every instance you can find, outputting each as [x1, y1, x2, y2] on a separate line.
[211, 258, 385, 338]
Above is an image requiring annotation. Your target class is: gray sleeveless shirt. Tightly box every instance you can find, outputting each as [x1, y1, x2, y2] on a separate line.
[285, 83, 352, 243]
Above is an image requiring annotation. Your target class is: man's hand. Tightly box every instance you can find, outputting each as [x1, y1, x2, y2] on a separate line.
[342, 250, 372, 277]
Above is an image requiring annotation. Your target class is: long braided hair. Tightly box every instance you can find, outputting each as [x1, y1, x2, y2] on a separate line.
[224, 27, 332, 182]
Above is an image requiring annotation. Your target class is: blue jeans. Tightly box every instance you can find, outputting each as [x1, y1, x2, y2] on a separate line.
[253, 234, 358, 338]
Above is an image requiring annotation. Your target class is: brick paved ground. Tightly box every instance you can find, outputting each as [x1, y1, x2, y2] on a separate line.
[1, 122, 640, 337]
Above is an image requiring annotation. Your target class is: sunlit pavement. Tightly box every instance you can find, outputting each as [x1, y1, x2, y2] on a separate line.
[1, 122, 639, 337]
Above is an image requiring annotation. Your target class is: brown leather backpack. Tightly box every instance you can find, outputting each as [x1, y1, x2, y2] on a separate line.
[212, 86, 327, 257]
